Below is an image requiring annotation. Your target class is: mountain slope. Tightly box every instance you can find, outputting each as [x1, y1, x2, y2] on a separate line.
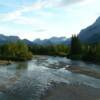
[78, 17, 100, 43]
[0, 34, 20, 44]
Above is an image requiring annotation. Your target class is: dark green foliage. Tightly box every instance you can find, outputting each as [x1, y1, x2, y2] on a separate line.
[68, 35, 82, 59]
[82, 43, 100, 63]
[29, 44, 69, 57]
[68, 34, 100, 63]
[0, 41, 33, 61]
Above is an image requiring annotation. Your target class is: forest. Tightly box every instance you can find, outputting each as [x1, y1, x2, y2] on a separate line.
[0, 41, 69, 61]
[68, 35, 100, 63]
[28, 44, 69, 56]
[0, 41, 33, 61]
[0, 36, 99, 63]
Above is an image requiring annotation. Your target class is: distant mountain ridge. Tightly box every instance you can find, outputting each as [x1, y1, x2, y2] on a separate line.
[1, 16, 100, 45]
[78, 16, 100, 43]
[0, 34, 20, 44]
[0, 34, 68, 45]
[33, 37, 68, 45]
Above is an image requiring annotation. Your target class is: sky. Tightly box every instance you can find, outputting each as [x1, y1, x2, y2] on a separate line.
[0, 0, 100, 40]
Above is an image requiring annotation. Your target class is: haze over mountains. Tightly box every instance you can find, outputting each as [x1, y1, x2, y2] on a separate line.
[0, 16, 100, 45]
[0, 34, 69, 45]
[0, 34, 20, 44]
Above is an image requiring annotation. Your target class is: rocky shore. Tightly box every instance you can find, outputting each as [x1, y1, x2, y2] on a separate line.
[0, 60, 13, 65]
[66, 65, 100, 79]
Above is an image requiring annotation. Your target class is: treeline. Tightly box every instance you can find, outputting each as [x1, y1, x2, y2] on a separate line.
[29, 44, 69, 57]
[68, 35, 100, 63]
[0, 41, 69, 61]
[0, 41, 33, 61]
[0, 35, 99, 63]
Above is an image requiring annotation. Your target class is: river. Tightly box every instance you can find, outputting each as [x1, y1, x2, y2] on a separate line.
[0, 56, 100, 100]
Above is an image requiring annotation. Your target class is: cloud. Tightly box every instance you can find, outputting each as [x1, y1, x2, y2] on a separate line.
[0, 0, 45, 21]
[1, 0, 92, 22]
[0, 0, 98, 40]
[39, 0, 85, 7]
[60, 0, 84, 5]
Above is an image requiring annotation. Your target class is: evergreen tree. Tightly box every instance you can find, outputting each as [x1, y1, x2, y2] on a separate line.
[68, 35, 82, 59]
[83, 43, 100, 63]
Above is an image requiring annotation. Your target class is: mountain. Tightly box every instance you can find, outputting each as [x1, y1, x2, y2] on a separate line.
[22, 39, 33, 45]
[79, 17, 100, 43]
[0, 34, 20, 44]
[0, 34, 68, 45]
[33, 37, 68, 45]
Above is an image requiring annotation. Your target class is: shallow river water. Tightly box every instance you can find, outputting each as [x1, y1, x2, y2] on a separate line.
[0, 56, 100, 100]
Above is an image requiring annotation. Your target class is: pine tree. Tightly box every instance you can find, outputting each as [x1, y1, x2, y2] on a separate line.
[68, 35, 82, 59]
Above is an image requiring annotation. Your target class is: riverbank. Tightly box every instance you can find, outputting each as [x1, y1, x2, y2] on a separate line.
[0, 60, 13, 65]
[66, 65, 100, 79]
[41, 83, 100, 100]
